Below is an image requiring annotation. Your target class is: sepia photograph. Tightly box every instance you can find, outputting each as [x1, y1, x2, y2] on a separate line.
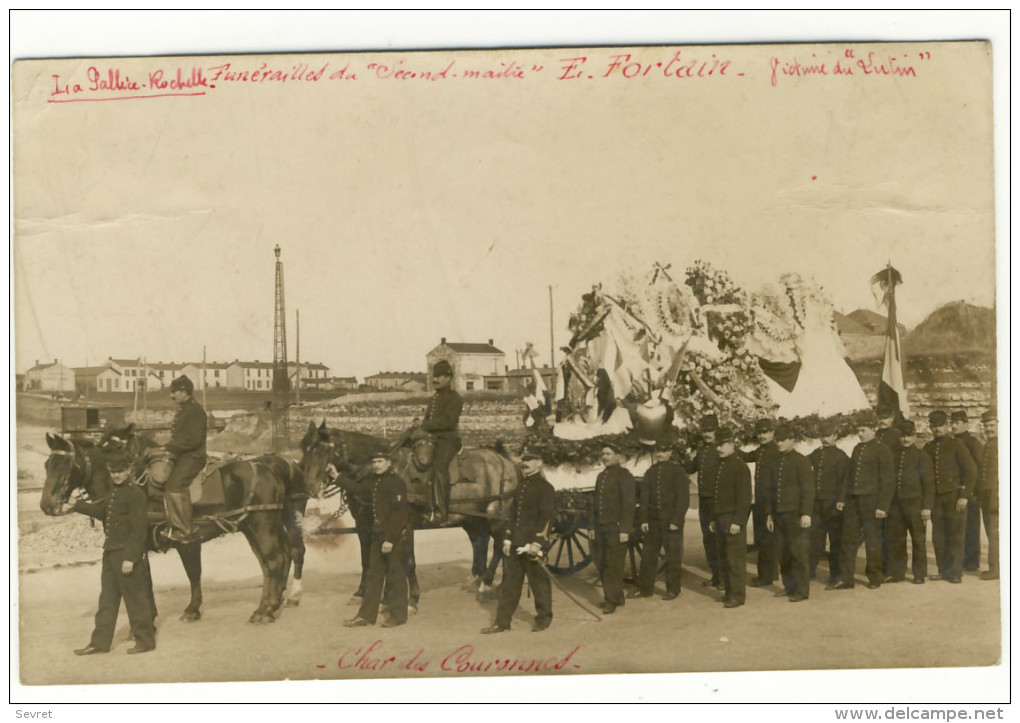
[9, 10, 1009, 709]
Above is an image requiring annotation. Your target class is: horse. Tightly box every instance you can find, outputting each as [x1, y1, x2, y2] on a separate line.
[39, 433, 292, 624]
[299, 420, 518, 597]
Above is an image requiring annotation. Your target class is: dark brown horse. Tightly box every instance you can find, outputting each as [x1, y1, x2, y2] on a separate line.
[40, 433, 292, 624]
[299, 421, 517, 597]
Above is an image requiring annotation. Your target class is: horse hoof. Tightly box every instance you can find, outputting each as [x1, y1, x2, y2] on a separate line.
[409, 604, 418, 616]
[478, 583, 494, 594]
[284, 598, 301, 608]
[248, 612, 276, 625]
[179, 611, 201, 623]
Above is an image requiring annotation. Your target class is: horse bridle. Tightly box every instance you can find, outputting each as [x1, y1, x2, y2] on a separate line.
[310, 437, 346, 499]
[47, 444, 93, 505]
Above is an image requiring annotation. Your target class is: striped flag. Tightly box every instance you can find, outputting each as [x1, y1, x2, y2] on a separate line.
[871, 264, 909, 416]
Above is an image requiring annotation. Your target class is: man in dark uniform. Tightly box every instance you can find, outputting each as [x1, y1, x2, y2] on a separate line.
[742, 418, 780, 587]
[684, 414, 722, 588]
[828, 414, 894, 590]
[631, 439, 689, 601]
[978, 409, 999, 581]
[161, 375, 207, 543]
[875, 403, 902, 574]
[709, 428, 752, 608]
[766, 425, 814, 602]
[925, 410, 977, 584]
[344, 451, 411, 627]
[73, 471, 156, 655]
[421, 360, 463, 522]
[593, 442, 636, 614]
[808, 420, 848, 583]
[482, 447, 556, 633]
[884, 420, 934, 584]
[951, 410, 984, 572]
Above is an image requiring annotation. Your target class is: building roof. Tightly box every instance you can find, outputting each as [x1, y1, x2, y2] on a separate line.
[26, 361, 61, 373]
[366, 371, 426, 379]
[108, 357, 141, 367]
[147, 361, 185, 370]
[293, 362, 329, 370]
[181, 361, 231, 369]
[333, 376, 358, 383]
[440, 342, 504, 354]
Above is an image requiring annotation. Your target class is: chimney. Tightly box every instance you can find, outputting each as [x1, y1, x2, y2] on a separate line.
[441, 337, 446, 345]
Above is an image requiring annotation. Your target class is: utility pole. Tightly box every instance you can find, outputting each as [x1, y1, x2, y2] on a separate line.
[271, 245, 290, 451]
[295, 308, 301, 405]
[549, 285, 555, 371]
[202, 346, 208, 411]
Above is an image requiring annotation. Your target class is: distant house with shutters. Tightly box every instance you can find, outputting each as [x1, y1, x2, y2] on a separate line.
[147, 362, 187, 390]
[73, 365, 109, 394]
[425, 338, 506, 392]
[24, 359, 76, 392]
[365, 371, 427, 391]
[179, 361, 231, 390]
[226, 360, 275, 391]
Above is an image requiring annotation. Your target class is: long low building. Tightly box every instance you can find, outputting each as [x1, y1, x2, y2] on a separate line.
[66, 357, 335, 392]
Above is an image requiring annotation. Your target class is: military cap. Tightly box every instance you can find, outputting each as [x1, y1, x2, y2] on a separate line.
[169, 375, 194, 394]
[715, 427, 735, 445]
[774, 424, 794, 442]
[432, 360, 454, 378]
[928, 410, 948, 427]
[899, 420, 917, 436]
[857, 412, 878, 429]
[638, 436, 658, 448]
[875, 402, 894, 419]
[817, 420, 837, 438]
[754, 418, 775, 433]
[655, 438, 674, 452]
[699, 414, 719, 432]
[950, 410, 968, 424]
[600, 440, 623, 454]
[981, 409, 997, 423]
[520, 447, 543, 461]
[369, 450, 391, 461]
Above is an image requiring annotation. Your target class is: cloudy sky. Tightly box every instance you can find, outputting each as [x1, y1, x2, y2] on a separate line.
[12, 13, 1001, 380]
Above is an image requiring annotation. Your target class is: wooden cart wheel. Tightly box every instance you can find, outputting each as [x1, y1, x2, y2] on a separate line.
[546, 524, 594, 575]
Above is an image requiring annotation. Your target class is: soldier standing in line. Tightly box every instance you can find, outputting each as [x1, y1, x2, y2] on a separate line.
[420, 359, 463, 522]
[631, 439, 689, 601]
[684, 414, 722, 589]
[766, 425, 814, 602]
[977, 409, 999, 581]
[884, 420, 934, 584]
[160, 374, 207, 543]
[344, 451, 411, 628]
[925, 411, 978, 584]
[875, 403, 902, 575]
[828, 414, 894, 590]
[72, 471, 156, 655]
[709, 428, 752, 609]
[742, 418, 780, 587]
[482, 447, 556, 633]
[593, 442, 636, 614]
[808, 420, 849, 584]
[951, 410, 984, 572]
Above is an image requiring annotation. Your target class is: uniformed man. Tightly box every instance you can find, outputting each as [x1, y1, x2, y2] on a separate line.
[742, 418, 780, 587]
[482, 447, 556, 633]
[684, 414, 722, 589]
[631, 438, 689, 601]
[593, 442, 636, 614]
[828, 414, 894, 590]
[807, 420, 849, 583]
[709, 428, 752, 608]
[884, 420, 934, 584]
[72, 471, 156, 655]
[951, 410, 984, 572]
[161, 375, 207, 543]
[766, 425, 814, 602]
[875, 402, 902, 573]
[344, 451, 411, 627]
[978, 409, 999, 581]
[421, 359, 463, 522]
[925, 410, 977, 584]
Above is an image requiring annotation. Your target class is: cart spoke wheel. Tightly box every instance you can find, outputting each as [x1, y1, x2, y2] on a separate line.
[547, 527, 593, 575]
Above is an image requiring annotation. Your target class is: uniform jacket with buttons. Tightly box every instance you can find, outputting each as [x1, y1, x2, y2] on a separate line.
[368, 470, 410, 544]
[503, 470, 556, 547]
[892, 444, 935, 509]
[421, 388, 463, 439]
[877, 426, 902, 452]
[683, 444, 720, 499]
[741, 441, 779, 508]
[924, 435, 977, 499]
[840, 439, 895, 511]
[74, 481, 148, 563]
[166, 396, 207, 459]
[712, 454, 752, 522]
[766, 449, 815, 516]
[978, 437, 997, 498]
[956, 431, 984, 500]
[637, 460, 690, 527]
[594, 464, 636, 531]
[808, 443, 850, 502]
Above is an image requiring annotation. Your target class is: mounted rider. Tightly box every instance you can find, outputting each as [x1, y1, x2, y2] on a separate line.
[158, 374, 208, 543]
[417, 359, 463, 522]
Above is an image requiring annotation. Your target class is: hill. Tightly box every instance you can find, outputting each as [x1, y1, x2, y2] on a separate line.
[904, 301, 996, 355]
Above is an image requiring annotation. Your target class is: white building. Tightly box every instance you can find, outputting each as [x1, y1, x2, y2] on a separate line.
[425, 339, 505, 392]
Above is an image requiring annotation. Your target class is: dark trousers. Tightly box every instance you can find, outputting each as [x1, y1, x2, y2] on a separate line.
[358, 535, 408, 624]
[775, 511, 810, 598]
[164, 455, 205, 493]
[809, 498, 843, 582]
[841, 494, 883, 586]
[980, 491, 999, 575]
[433, 436, 460, 509]
[963, 499, 982, 570]
[931, 492, 966, 582]
[89, 550, 156, 650]
[699, 498, 719, 581]
[714, 512, 747, 604]
[886, 496, 927, 581]
[495, 550, 552, 628]
[594, 525, 626, 606]
[637, 519, 684, 595]
[753, 505, 778, 583]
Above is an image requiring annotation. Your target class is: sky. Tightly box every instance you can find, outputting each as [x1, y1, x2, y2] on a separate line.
[11, 12, 1003, 382]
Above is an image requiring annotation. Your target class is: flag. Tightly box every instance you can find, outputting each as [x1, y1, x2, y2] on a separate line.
[871, 264, 909, 416]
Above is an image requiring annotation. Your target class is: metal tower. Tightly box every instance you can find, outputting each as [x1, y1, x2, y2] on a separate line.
[271, 244, 290, 450]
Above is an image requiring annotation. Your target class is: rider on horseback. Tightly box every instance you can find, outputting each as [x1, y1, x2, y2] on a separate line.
[157, 375, 207, 543]
[419, 360, 462, 522]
